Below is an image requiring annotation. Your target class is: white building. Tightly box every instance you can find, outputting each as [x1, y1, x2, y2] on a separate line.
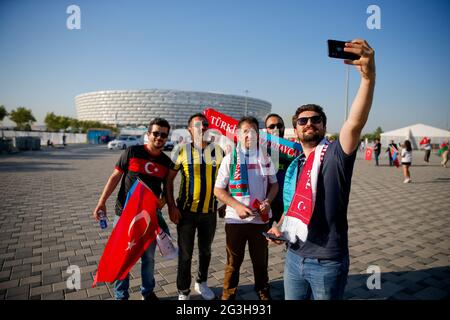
[75, 89, 271, 129]
[380, 123, 450, 149]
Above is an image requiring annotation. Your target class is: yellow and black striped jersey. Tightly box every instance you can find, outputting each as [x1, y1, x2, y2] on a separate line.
[173, 143, 224, 213]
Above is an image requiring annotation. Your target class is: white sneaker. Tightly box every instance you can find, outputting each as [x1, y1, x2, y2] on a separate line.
[403, 179, 411, 183]
[178, 292, 190, 300]
[194, 282, 215, 300]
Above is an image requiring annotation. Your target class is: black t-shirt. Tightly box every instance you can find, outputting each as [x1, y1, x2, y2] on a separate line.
[374, 142, 381, 155]
[290, 140, 357, 259]
[114, 145, 174, 216]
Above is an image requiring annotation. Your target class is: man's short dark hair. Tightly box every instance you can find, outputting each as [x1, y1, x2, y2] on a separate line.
[188, 113, 207, 126]
[292, 104, 327, 128]
[149, 117, 170, 132]
[238, 116, 259, 130]
[265, 113, 285, 137]
[264, 113, 285, 128]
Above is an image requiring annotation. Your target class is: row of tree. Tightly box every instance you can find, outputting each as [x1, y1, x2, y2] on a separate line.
[0, 105, 114, 133]
[44, 112, 115, 133]
[0, 105, 36, 131]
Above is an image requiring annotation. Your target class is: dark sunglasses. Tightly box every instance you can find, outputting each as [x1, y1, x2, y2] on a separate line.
[191, 121, 209, 128]
[296, 115, 322, 126]
[150, 131, 169, 139]
[267, 123, 284, 130]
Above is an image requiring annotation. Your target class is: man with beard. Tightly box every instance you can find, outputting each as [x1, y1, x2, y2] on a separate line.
[93, 117, 173, 300]
[267, 39, 376, 300]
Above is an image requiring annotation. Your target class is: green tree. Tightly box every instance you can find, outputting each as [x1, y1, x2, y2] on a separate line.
[44, 112, 60, 131]
[0, 105, 8, 122]
[373, 126, 383, 140]
[327, 132, 339, 141]
[9, 107, 36, 131]
[46, 112, 115, 133]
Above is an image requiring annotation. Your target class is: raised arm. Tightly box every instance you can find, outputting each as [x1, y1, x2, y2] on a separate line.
[339, 39, 376, 155]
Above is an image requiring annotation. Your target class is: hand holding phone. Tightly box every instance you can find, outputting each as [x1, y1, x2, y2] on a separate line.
[327, 40, 360, 60]
[262, 231, 288, 242]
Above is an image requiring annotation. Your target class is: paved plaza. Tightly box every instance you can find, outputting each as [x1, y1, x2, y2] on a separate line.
[0, 144, 449, 300]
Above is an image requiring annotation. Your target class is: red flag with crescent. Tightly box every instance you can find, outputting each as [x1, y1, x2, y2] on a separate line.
[365, 147, 373, 160]
[93, 179, 159, 287]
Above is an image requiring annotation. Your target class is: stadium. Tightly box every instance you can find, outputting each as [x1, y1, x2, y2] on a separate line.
[75, 89, 272, 129]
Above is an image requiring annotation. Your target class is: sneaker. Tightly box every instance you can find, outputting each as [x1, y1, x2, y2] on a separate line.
[403, 179, 411, 183]
[194, 281, 215, 300]
[142, 292, 159, 301]
[178, 292, 190, 300]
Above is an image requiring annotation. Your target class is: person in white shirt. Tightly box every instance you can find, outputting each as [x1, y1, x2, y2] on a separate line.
[401, 140, 413, 183]
[214, 116, 278, 300]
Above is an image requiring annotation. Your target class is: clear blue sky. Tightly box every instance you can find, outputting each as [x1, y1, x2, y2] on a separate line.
[1, 0, 449, 133]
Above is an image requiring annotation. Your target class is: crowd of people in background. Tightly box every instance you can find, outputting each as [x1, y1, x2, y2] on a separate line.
[358, 136, 448, 184]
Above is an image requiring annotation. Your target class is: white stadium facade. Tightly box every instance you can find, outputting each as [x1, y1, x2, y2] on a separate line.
[75, 89, 272, 129]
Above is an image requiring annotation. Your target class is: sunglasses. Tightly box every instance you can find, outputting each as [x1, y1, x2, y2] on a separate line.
[267, 123, 284, 130]
[191, 121, 209, 128]
[150, 131, 169, 139]
[296, 115, 323, 126]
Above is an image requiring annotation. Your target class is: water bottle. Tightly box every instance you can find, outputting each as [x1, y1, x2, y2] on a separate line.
[98, 210, 108, 229]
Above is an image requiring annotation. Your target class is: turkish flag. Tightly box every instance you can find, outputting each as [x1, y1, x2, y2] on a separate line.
[365, 147, 373, 160]
[92, 179, 159, 287]
[419, 137, 429, 145]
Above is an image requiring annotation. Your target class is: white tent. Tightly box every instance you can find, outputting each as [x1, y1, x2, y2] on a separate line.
[380, 123, 450, 150]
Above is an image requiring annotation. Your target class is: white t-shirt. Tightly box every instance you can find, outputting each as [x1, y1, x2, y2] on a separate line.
[215, 151, 277, 224]
[401, 149, 412, 163]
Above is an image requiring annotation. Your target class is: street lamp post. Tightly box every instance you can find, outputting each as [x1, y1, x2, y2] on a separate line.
[344, 65, 350, 121]
[244, 90, 249, 116]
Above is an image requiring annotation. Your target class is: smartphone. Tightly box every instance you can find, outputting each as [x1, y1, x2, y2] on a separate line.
[262, 231, 288, 242]
[327, 40, 359, 60]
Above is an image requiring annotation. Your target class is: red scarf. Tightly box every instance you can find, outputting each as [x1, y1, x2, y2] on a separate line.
[285, 150, 315, 225]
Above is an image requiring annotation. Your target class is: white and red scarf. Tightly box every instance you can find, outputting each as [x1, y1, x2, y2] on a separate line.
[281, 139, 329, 243]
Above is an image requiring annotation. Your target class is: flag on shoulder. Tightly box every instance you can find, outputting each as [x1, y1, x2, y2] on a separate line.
[389, 145, 400, 168]
[93, 179, 159, 287]
[419, 137, 430, 145]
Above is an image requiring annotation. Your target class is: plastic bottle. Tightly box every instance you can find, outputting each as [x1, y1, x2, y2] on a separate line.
[99, 211, 108, 229]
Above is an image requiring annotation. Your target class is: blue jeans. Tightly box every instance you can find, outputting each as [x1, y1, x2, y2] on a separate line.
[113, 211, 166, 300]
[284, 249, 349, 300]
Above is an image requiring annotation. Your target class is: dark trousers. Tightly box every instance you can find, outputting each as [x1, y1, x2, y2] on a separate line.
[375, 152, 380, 166]
[424, 150, 431, 162]
[176, 210, 217, 293]
[222, 223, 269, 299]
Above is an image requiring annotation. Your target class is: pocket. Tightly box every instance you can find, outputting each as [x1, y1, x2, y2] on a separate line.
[318, 256, 349, 273]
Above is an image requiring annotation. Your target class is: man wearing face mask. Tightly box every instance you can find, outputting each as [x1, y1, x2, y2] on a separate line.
[268, 39, 376, 300]
[214, 116, 279, 300]
[264, 113, 294, 226]
[166, 113, 224, 300]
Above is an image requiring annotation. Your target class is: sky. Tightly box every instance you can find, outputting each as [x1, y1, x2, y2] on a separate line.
[0, 0, 449, 134]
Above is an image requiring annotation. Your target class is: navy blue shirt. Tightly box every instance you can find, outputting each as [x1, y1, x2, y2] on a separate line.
[289, 140, 357, 259]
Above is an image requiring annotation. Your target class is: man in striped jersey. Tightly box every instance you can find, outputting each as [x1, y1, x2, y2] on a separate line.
[166, 113, 224, 300]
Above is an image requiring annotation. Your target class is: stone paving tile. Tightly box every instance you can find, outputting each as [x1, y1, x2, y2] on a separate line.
[1, 146, 449, 300]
